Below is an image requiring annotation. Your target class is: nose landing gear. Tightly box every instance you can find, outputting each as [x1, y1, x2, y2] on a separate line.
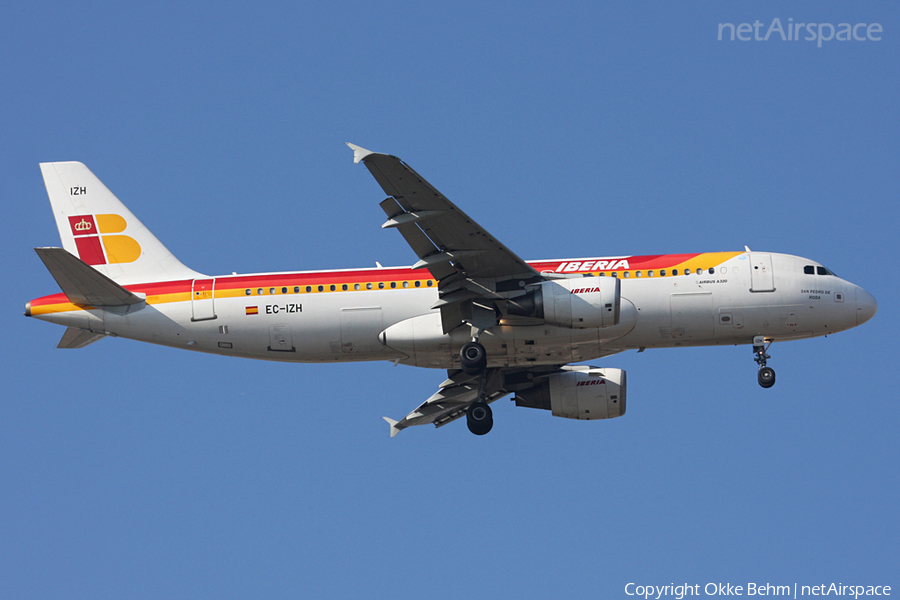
[753, 335, 776, 388]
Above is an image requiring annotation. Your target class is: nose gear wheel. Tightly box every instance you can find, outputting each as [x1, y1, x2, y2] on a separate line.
[753, 336, 776, 388]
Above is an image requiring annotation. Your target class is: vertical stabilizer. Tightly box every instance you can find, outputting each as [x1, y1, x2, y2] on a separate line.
[39, 162, 202, 284]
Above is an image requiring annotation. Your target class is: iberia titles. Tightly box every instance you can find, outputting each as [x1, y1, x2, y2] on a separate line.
[554, 259, 630, 273]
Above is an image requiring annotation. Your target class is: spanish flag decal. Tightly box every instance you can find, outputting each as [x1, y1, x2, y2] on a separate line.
[246, 306, 259, 315]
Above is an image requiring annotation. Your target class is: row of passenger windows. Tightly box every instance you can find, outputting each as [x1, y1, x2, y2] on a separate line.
[593, 267, 724, 278]
[241, 268, 729, 296]
[803, 265, 834, 276]
[244, 279, 435, 295]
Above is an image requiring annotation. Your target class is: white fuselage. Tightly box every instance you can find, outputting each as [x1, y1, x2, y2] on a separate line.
[29, 251, 877, 370]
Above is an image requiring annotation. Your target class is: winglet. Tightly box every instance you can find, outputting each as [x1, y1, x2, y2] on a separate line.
[346, 143, 375, 164]
[382, 416, 402, 438]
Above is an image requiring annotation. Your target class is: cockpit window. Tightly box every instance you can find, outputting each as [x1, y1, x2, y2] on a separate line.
[804, 265, 815, 275]
[817, 266, 834, 276]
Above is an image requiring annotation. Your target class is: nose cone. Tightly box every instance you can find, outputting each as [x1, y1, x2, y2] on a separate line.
[856, 287, 878, 326]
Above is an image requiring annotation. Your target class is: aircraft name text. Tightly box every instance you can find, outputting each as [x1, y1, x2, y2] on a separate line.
[802, 289, 830, 300]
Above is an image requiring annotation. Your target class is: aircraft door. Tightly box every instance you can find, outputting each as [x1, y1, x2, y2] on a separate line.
[191, 278, 216, 321]
[749, 253, 775, 292]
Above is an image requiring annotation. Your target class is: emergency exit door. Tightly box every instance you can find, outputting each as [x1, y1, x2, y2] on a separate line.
[191, 278, 217, 321]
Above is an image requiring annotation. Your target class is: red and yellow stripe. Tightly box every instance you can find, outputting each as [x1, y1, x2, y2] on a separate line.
[27, 252, 744, 315]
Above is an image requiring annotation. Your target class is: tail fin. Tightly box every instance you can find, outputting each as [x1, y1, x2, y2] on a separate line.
[39, 162, 202, 284]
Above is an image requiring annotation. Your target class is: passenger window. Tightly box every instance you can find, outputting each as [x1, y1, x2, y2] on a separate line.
[293, 286, 300, 293]
[648, 270, 654, 277]
[612, 272, 618, 278]
[623, 272, 630, 278]
[378, 282, 385, 289]
[342, 284, 348, 291]
[804, 265, 815, 275]
[390, 282, 397, 288]
[660, 270, 666, 277]
[330, 285, 336, 291]
[635, 271, 642, 278]
[366, 283, 373, 290]
[257, 288, 264, 295]
[306, 286, 312, 293]
[672, 269, 678, 276]
[697, 268, 703, 275]
[427, 280, 433, 287]
[402, 281, 409, 288]
[415, 280, 421, 287]
[708, 268, 715, 275]
[269, 288, 276, 295]
[354, 283, 360, 290]
[245, 289, 251, 296]
[317, 285, 324, 292]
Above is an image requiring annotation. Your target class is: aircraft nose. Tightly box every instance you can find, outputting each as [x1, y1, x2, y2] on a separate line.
[856, 287, 878, 326]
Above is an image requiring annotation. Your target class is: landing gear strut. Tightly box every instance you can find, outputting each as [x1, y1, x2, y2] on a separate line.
[461, 328, 492, 434]
[753, 335, 776, 388]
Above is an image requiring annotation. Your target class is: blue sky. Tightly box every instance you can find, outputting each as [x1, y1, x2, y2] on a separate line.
[2, 2, 897, 598]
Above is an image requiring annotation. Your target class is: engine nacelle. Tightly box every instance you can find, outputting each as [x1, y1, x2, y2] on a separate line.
[379, 312, 451, 366]
[514, 368, 626, 420]
[509, 277, 620, 329]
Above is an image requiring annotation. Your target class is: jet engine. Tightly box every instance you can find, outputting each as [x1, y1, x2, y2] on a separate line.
[514, 368, 626, 420]
[507, 277, 620, 329]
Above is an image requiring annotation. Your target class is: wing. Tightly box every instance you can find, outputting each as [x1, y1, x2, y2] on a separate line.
[348, 144, 545, 333]
[382, 366, 564, 437]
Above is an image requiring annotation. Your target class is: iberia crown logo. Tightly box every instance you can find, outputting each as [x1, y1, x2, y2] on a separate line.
[67, 214, 141, 266]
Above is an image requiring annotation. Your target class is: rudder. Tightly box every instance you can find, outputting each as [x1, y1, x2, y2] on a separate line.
[40, 162, 202, 284]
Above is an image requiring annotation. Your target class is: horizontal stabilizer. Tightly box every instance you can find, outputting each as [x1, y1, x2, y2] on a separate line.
[57, 327, 106, 349]
[35, 247, 145, 307]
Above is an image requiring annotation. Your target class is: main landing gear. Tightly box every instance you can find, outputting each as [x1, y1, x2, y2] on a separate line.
[460, 341, 487, 376]
[460, 335, 492, 435]
[753, 335, 776, 388]
[466, 401, 493, 436]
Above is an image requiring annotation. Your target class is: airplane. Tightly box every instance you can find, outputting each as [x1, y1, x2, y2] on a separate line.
[25, 144, 878, 436]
